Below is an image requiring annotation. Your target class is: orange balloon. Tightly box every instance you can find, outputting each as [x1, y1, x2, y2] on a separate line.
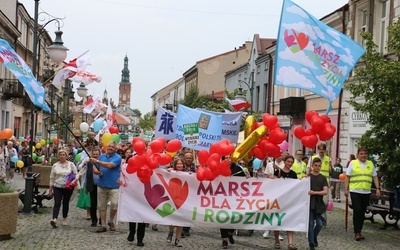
[339, 173, 346, 181]
[53, 137, 59, 144]
[0, 128, 13, 139]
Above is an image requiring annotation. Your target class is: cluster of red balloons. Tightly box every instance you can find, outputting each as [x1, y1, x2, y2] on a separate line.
[126, 137, 182, 183]
[294, 110, 336, 148]
[196, 139, 236, 181]
[251, 114, 287, 160]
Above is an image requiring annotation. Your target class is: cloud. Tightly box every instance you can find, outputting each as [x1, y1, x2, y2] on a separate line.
[279, 47, 317, 69]
[326, 29, 341, 42]
[300, 68, 311, 74]
[321, 85, 337, 101]
[276, 66, 316, 88]
[287, 3, 309, 18]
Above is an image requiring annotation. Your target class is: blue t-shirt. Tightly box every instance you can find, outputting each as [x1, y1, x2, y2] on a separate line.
[98, 152, 122, 189]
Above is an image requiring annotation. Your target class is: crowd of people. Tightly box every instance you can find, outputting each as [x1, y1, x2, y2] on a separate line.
[0, 134, 381, 249]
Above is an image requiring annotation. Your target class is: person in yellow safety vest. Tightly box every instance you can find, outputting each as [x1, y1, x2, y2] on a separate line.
[307, 143, 333, 179]
[291, 149, 306, 179]
[344, 147, 380, 241]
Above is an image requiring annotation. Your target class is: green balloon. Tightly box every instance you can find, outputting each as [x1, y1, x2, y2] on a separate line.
[112, 134, 121, 143]
[32, 153, 38, 160]
[75, 153, 82, 162]
[37, 157, 43, 163]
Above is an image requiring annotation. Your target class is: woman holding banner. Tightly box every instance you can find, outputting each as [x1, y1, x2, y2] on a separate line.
[270, 154, 298, 250]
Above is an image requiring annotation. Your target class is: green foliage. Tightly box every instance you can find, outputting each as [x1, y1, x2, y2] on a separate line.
[345, 20, 400, 188]
[139, 112, 156, 130]
[0, 182, 17, 193]
[132, 108, 142, 117]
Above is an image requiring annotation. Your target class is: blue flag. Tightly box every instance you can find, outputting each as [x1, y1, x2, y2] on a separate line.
[155, 106, 176, 141]
[274, 0, 365, 113]
[176, 104, 222, 151]
[0, 39, 50, 112]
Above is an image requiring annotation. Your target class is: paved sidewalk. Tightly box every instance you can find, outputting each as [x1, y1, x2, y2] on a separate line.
[1, 173, 399, 250]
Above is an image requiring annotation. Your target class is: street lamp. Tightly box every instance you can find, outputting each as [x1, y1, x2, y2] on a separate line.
[23, 0, 69, 215]
[236, 70, 254, 114]
[76, 82, 88, 123]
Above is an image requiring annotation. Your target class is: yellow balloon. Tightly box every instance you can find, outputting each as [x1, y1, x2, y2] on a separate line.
[40, 139, 46, 146]
[166, 151, 177, 157]
[102, 133, 113, 145]
[36, 143, 42, 149]
[244, 115, 257, 139]
[232, 125, 268, 162]
[16, 160, 24, 168]
[32, 146, 36, 152]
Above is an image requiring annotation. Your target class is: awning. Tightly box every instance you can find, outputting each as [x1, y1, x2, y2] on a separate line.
[114, 112, 131, 125]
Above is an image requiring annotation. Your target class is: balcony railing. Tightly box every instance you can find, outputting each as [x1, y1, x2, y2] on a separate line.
[278, 97, 306, 119]
[1, 79, 25, 100]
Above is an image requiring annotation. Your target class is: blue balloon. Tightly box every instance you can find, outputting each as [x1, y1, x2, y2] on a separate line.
[93, 119, 103, 132]
[11, 155, 18, 163]
[19, 136, 25, 141]
[253, 158, 263, 170]
[73, 148, 78, 155]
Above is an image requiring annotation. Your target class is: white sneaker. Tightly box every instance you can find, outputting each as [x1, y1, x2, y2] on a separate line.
[263, 230, 270, 238]
[279, 235, 283, 241]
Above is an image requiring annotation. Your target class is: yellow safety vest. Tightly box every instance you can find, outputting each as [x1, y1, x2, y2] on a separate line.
[291, 160, 306, 179]
[349, 160, 373, 191]
[311, 155, 331, 179]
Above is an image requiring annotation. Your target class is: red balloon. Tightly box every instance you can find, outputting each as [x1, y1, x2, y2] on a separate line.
[127, 156, 144, 169]
[311, 116, 324, 133]
[198, 150, 210, 165]
[139, 176, 151, 184]
[218, 139, 234, 156]
[159, 153, 172, 165]
[145, 149, 153, 157]
[305, 128, 316, 136]
[133, 139, 146, 154]
[126, 164, 138, 174]
[253, 146, 266, 160]
[294, 126, 306, 139]
[109, 126, 119, 134]
[305, 110, 318, 125]
[136, 154, 147, 166]
[320, 115, 331, 124]
[207, 153, 221, 170]
[137, 165, 153, 179]
[256, 121, 264, 129]
[268, 128, 287, 145]
[319, 123, 336, 140]
[147, 154, 161, 169]
[196, 166, 206, 181]
[132, 137, 143, 145]
[262, 113, 278, 128]
[270, 145, 282, 158]
[166, 139, 182, 152]
[301, 135, 318, 148]
[150, 139, 164, 154]
[205, 168, 216, 181]
[219, 161, 231, 176]
[209, 143, 220, 155]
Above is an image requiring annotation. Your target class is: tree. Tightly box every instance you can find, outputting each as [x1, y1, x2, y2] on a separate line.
[138, 112, 156, 130]
[132, 108, 142, 117]
[345, 20, 400, 188]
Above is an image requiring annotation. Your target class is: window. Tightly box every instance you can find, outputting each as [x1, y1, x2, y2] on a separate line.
[378, 0, 390, 54]
[274, 86, 279, 101]
[265, 62, 269, 71]
[257, 65, 261, 74]
[123, 94, 126, 101]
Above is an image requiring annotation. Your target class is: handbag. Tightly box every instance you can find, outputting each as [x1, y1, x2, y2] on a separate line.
[65, 163, 78, 190]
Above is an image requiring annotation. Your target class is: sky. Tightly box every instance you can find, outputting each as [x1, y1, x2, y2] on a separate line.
[18, 0, 348, 115]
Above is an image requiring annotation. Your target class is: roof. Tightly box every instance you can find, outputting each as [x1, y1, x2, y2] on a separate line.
[114, 112, 131, 125]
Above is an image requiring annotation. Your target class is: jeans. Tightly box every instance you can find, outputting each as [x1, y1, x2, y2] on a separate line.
[350, 192, 370, 234]
[90, 185, 98, 224]
[52, 187, 74, 219]
[308, 210, 324, 245]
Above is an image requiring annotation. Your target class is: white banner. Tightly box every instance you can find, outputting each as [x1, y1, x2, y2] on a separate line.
[117, 169, 310, 232]
[154, 106, 177, 140]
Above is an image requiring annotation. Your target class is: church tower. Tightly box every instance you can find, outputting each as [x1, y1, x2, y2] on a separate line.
[118, 55, 131, 108]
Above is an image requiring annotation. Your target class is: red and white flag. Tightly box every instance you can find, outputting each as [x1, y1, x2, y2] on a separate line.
[225, 97, 251, 112]
[70, 69, 102, 85]
[106, 104, 115, 130]
[52, 51, 91, 86]
[83, 95, 100, 114]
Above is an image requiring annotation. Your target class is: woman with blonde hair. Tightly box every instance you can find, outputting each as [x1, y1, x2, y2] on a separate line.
[49, 149, 78, 228]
